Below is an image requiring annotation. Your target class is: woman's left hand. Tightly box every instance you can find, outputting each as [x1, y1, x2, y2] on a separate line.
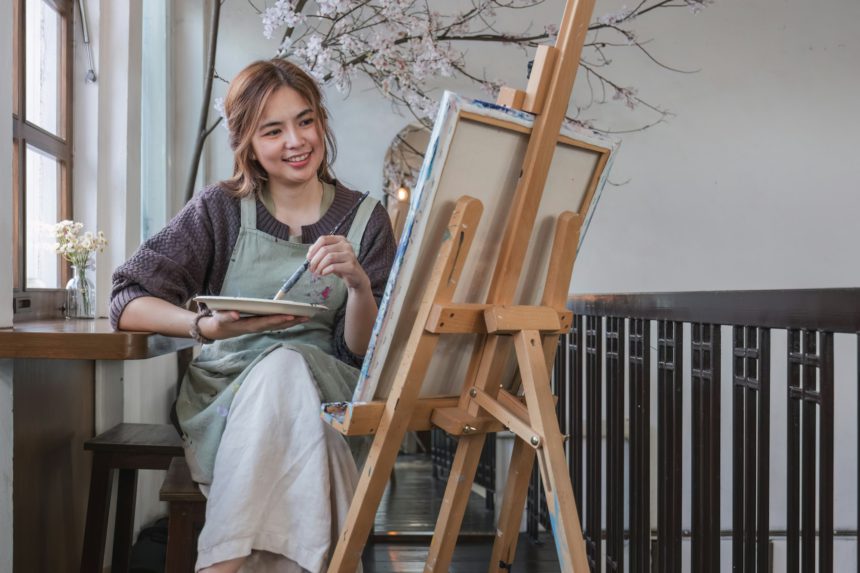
[307, 235, 370, 292]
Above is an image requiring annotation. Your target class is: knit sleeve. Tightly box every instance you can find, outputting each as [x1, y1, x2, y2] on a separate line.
[109, 186, 241, 328]
[332, 201, 397, 367]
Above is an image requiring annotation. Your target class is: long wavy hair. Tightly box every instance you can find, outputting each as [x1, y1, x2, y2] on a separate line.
[220, 59, 337, 197]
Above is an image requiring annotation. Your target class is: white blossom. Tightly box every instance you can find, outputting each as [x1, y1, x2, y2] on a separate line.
[251, 0, 706, 128]
[686, 0, 714, 14]
[51, 220, 108, 267]
[261, 0, 306, 40]
[597, 6, 634, 26]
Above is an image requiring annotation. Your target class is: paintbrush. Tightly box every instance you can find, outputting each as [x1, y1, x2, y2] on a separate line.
[273, 190, 371, 301]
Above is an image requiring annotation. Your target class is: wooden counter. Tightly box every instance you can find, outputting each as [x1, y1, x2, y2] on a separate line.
[0, 318, 195, 360]
[1, 319, 193, 572]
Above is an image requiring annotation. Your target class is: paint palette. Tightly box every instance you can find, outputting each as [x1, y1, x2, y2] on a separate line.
[194, 296, 327, 317]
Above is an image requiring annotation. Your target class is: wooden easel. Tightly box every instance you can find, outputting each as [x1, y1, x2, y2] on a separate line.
[324, 1, 597, 570]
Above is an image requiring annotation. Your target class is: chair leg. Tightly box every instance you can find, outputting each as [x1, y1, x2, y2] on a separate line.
[165, 502, 198, 573]
[111, 468, 139, 573]
[80, 454, 114, 573]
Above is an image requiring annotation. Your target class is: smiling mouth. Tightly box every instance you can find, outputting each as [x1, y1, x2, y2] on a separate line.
[284, 152, 311, 163]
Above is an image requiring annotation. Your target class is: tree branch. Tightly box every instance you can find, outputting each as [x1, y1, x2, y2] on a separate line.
[183, 0, 222, 204]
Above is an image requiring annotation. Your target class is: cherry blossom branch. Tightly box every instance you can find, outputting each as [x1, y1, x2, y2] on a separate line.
[182, 0, 713, 201]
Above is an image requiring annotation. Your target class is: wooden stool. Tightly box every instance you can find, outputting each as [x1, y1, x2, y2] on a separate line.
[160, 456, 206, 573]
[79, 423, 184, 573]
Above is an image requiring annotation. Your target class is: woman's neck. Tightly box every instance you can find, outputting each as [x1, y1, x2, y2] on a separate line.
[267, 178, 325, 231]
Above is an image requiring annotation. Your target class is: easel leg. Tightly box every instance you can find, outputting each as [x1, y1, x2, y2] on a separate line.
[489, 437, 536, 572]
[425, 434, 487, 572]
[328, 197, 485, 573]
[491, 325, 569, 572]
[327, 338, 434, 573]
[515, 330, 588, 572]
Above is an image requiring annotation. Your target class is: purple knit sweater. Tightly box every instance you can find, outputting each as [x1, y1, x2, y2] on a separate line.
[110, 182, 396, 367]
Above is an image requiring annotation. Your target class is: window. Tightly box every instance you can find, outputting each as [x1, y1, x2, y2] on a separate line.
[12, 0, 74, 290]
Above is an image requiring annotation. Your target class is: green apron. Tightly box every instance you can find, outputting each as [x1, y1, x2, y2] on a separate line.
[176, 189, 377, 484]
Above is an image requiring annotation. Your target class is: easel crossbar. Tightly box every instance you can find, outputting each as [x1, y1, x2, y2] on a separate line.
[425, 303, 573, 334]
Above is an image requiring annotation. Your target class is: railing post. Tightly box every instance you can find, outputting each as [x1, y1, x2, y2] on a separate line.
[691, 323, 721, 572]
[605, 317, 625, 572]
[584, 315, 603, 572]
[656, 320, 683, 573]
[628, 318, 651, 572]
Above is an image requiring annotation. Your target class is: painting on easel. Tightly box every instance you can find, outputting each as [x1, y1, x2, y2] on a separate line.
[354, 92, 618, 402]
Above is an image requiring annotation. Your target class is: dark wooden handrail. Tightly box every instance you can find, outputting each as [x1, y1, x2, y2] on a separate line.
[569, 288, 860, 333]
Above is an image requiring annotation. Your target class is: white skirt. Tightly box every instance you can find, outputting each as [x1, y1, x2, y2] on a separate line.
[190, 348, 361, 573]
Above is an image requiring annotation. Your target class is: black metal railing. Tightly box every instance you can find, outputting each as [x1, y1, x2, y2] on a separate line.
[524, 288, 860, 572]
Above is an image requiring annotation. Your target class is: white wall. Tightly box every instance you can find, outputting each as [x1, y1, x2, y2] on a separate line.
[571, 0, 860, 293]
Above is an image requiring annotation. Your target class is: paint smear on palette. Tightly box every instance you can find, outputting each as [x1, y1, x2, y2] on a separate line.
[320, 286, 332, 301]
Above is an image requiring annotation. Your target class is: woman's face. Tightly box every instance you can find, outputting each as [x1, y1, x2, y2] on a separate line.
[250, 85, 324, 192]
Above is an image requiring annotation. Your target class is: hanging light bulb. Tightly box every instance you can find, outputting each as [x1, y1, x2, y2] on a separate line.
[397, 186, 410, 202]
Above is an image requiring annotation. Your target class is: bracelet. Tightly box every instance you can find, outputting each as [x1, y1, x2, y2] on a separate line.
[190, 307, 215, 344]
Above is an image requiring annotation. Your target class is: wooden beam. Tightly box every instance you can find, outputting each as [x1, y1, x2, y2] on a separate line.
[516, 330, 589, 572]
[496, 86, 526, 110]
[484, 305, 562, 333]
[321, 396, 459, 436]
[542, 212, 582, 309]
[487, 0, 597, 305]
[522, 45, 558, 115]
[471, 388, 541, 448]
[430, 407, 505, 436]
[425, 303, 571, 334]
[425, 303, 489, 334]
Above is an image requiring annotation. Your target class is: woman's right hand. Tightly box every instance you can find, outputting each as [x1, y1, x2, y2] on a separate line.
[198, 311, 308, 341]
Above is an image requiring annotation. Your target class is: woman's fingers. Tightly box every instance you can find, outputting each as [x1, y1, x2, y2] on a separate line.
[307, 236, 354, 274]
[205, 312, 308, 340]
[316, 252, 353, 275]
[236, 314, 308, 333]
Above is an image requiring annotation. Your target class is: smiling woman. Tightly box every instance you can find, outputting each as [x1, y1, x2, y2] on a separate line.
[220, 59, 337, 200]
[111, 58, 396, 572]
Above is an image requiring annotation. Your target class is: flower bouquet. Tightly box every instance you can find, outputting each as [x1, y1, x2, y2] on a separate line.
[52, 220, 108, 319]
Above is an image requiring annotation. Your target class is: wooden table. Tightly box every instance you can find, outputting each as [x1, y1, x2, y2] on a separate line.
[0, 319, 194, 572]
[0, 318, 194, 360]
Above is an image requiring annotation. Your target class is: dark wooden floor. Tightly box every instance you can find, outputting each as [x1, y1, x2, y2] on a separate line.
[363, 455, 561, 572]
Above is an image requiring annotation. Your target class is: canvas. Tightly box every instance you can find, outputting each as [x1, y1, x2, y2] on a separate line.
[353, 92, 618, 402]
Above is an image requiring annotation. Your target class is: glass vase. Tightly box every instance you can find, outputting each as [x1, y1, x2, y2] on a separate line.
[65, 262, 96, 319]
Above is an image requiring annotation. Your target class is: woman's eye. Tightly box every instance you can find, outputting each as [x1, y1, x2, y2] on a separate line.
[265, 129, 281, 137]
[300, 118, 315, 127]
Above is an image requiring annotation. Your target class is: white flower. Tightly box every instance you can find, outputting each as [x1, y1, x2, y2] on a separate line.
[51, 220, 108, 265]
[261, 0, 306, 40]
[598, 6, 633, 26]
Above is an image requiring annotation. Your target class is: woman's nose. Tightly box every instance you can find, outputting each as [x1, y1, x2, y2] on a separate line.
[282, 126, 303, 148]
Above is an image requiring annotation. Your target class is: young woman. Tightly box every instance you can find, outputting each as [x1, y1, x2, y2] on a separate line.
[111, 59, 396, 572]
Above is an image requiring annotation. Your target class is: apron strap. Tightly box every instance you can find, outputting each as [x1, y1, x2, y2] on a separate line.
[345, 195, 379, 248]
[240, 195, 257, 229]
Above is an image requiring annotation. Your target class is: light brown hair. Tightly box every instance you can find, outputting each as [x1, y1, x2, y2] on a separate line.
[220, 59, 337, 197]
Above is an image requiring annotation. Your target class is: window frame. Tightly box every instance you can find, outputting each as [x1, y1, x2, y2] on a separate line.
[12, 0, 74, 292]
